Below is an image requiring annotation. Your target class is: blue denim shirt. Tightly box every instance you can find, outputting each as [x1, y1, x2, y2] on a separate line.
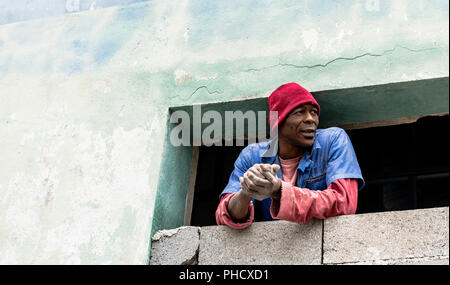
[220, 127, 365, 221]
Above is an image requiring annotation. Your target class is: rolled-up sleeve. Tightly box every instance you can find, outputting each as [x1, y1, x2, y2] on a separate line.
[216, 193, 255, 230]
[270, 178, 358, 223]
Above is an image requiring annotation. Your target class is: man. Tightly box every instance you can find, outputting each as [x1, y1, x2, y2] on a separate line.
[216, 82, 364, 229]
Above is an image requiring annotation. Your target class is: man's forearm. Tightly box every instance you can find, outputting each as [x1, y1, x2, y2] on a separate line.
[270, 178, 358, 223]
[227, 189, 253, 220]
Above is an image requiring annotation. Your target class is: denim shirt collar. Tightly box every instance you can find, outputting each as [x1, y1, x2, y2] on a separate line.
[261, 137, 322, 173]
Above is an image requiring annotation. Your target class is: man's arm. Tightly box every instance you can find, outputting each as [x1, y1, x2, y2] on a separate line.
[270, 178, 358, 223]
[227, 190, 253, 220]
[215, 193, 254, 229]
[215, 163, 279, 229]
[216, 146, 256, 229]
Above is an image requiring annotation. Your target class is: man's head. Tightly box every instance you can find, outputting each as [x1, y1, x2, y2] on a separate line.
[269, 83, 320, 148]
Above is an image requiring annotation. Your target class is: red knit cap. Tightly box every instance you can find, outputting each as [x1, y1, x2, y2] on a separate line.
[268, 82, 320, 129]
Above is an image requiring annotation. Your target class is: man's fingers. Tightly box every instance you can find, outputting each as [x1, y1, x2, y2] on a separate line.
[239, 177, 253, 194]
[240, 163, 280, 200]
[248, 167, 265, 179]
[239, 177, 250, 191]
[260, 164, 271, 172]
[247, 171, 273, 187]
[240, 177, 265, 199]
[243, 172, 265, 191]
[255, 164, 277, 184]
[272, 164, 280, 173]
[242, 173, 256, 190]
[259, 165, 278, 184]
[260, 163, 279, 175]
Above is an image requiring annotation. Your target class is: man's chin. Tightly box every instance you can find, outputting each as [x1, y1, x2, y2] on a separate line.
[295, 138, 315, 149]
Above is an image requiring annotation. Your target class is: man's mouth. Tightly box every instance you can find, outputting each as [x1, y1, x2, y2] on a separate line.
[299, 129, 316, 138]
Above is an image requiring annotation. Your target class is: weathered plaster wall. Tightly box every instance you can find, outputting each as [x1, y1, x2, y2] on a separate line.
[0, 0, 148, 25]
[0, 0, 448, 264]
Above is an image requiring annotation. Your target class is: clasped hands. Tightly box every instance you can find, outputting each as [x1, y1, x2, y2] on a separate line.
[239, 164, 281, 201]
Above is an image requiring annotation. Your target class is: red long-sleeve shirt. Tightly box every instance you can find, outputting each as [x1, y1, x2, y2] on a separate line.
[216, 160, 358, 229]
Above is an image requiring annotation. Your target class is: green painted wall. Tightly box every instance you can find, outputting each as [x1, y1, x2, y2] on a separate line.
[0, 0, 448, 264]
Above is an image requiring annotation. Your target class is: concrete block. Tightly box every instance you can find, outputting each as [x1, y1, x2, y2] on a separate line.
[323, 207, 449, 265]
[198, 220, 323, 265]
[150, 226, 200, 265]
[345, 256, 449, 265]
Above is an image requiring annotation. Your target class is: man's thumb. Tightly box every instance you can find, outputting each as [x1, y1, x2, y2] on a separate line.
[272, 165, 280, 173]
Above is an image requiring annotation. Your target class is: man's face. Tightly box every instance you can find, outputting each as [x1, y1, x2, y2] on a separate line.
[279, 103, 319, 148]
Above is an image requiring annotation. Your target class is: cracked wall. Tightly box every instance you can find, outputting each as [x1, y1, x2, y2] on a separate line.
[0, 0, 448, 264]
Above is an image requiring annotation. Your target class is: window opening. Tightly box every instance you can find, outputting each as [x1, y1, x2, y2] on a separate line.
[350, 115, 448, 214]
[190, 115, 449, 226]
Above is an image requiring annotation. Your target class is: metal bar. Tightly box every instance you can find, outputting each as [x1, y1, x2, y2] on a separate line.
[408, 124, 418, 208]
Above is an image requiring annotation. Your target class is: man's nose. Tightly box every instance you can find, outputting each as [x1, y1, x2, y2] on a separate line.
[304, 112, 315, 123]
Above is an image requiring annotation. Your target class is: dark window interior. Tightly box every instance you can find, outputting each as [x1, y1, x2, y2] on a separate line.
[190, 115, 449, 227]
[350, 115, 449, 214]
